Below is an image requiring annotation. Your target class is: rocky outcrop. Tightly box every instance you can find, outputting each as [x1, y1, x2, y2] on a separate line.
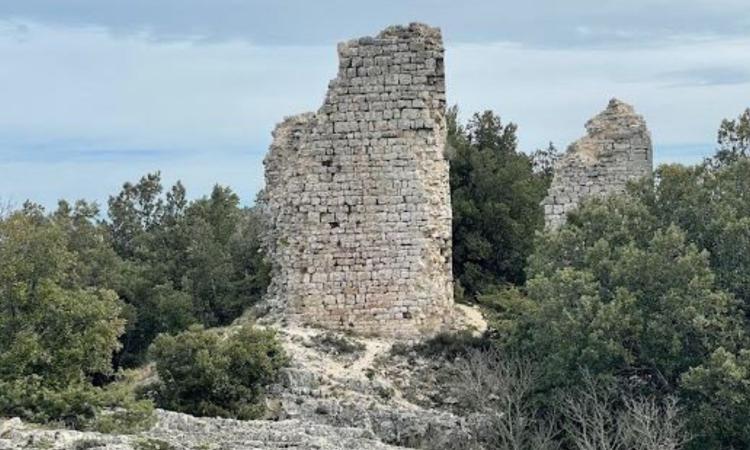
[542, 99, 653, 229]
[266, 322, 477, 449]
[0, 410, 401, 450]
[261, 23, 454, 338]
[0, 312, 489, 450]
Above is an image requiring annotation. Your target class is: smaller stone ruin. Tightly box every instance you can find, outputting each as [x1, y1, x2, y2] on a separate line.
[261, 23, 454, 338]
[543, 98, 653, 229]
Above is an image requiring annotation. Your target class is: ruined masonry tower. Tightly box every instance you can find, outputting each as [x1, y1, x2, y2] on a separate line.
[543, 99, 653, 229]
[262, 23, 454, 337]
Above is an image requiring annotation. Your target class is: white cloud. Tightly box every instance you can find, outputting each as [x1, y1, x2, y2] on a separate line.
[0, 21, 336, 151]
[2, 0, 748, 48]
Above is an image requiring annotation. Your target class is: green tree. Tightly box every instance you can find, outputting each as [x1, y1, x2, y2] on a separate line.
[108, 175, 195, 366]
[634, 160, 750, 312]
[525, 195, 743, 387]
[448, 107, 549, 299]
[107, 172, 172, 258]
[488, 191, 749, 448]
[182, 186, 262, 326]
[107, 174, 270, 366]
[149, 324, 287, 419]
[713, 107, 750, 167]
[530, 141, 561, 181]
[681, 347, 750, 449]
[51, 199, 122, 290]
[0, 210, 127, 426]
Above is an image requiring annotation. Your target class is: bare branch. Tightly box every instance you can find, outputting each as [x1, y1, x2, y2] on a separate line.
[449, 349, 559, 450]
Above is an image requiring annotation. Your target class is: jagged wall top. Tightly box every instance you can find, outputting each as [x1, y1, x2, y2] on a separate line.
[543, 99, 653, 229]
[262, 23, 454, 337]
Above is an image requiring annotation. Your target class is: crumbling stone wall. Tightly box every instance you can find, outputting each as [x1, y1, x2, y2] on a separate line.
[262, 23, 453, 337]
[543, 99, 653, 229]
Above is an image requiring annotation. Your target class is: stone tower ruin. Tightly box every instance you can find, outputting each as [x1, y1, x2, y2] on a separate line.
[262, 23, 454, 337]
[543, 99, 653, 229]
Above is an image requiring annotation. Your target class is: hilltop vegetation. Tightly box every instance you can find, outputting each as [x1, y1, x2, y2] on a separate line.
[471, 107, 750, 449]
[0, 177, 277, 430]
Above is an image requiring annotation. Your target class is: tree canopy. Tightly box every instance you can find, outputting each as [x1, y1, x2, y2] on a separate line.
[107, 173, 270, 366]
[448, 107, 551, 299]
[0, 208, 126, 426]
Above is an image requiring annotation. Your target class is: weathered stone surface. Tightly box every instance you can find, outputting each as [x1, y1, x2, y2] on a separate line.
[267, 324, 475, 448]
[0, 322, 490, 449]
[542, 98, 653, 229]
[0, 410, 401, 450]
[261, 23, 454, 337]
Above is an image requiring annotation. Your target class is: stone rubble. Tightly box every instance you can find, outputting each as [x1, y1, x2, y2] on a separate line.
[261, 23, 454, 337]
[542, 98, 653, 229]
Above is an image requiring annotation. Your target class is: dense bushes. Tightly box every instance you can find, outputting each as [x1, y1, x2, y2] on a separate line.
[0, 208, 151, 429]
[483, 154, 750, 447]
[149, 324, 287, 419]
[636, 160, 750, 311]
[0, 175, 271, 428]
[447, 107, 553, 300]
[108, 174, 271, 366]
[449, 107, 750, 449]
[525, 197, 742, 388]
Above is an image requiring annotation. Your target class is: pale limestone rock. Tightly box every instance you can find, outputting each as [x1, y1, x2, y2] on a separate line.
[0, 325, 483, 449]
[0, 410, 402, 449]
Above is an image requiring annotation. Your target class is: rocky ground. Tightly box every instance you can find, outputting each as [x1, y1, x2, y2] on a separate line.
[0, 305, 488, 450]
[1, 410, 400, 450]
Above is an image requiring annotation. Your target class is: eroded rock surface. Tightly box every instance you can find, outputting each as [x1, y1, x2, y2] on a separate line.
[542, 98, 653, 229]
[261, 23, 454, 337]
[267, 323, 477, 449]
[0, 316, 489, 450]
[0, 410, 400, 450]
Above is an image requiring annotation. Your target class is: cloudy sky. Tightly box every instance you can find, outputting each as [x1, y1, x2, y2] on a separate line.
[1, 1, 749, 208]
